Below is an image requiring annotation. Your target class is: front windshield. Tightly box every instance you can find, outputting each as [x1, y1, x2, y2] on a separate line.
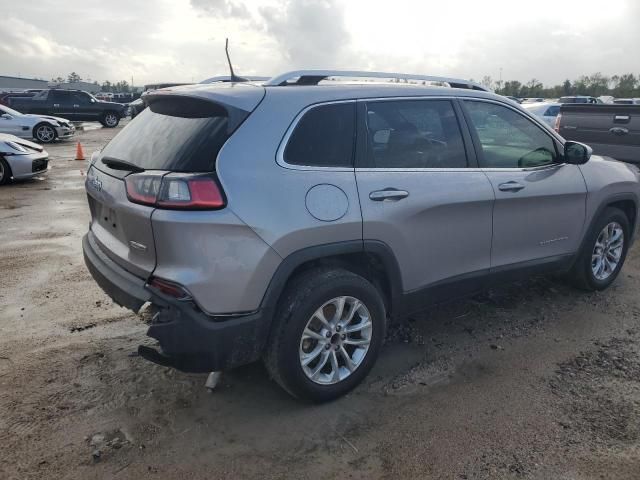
[0, 105, 23, 116]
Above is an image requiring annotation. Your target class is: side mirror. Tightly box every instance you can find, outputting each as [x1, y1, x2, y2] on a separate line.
[564, 141, 592, 165]
[0, 113, 12, 120]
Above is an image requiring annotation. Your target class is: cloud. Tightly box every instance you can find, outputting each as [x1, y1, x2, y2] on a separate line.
[258, 0, 355, 68]
[1, 0, 639, 86]
[190, 0, 251, 19]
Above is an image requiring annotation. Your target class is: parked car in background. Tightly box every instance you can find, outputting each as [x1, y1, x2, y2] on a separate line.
[556, 103, 640, 163]
[0, 133, 48, 185]
[83, 69, 640, 402]
[8, 89, 126, 127]
[559, 95, 601, 104]
[614, 98, 640, 105]
[522, 101, 561, 127]
[0, 104, 75, 143]
[128, 97, 145, 118]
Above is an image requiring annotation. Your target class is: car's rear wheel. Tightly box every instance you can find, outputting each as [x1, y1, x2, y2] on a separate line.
[0, 157, 12, 185]
[101, 112, 120, 128]
[34, 123, 56, 143]
[569, 207, 630, 291]
[264, 268, 386, 402]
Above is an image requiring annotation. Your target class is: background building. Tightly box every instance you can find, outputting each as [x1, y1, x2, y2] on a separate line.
[0, 75, 101, 93]
[0, 75, 48, 91]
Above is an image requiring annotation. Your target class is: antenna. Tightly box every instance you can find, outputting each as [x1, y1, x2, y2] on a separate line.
[225, 38, 247, 83]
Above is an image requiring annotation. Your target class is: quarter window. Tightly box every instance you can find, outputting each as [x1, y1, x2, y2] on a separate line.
[284, 103, 355, 167]
[464, 101, 558, 168]
[361, 100, 467, 168]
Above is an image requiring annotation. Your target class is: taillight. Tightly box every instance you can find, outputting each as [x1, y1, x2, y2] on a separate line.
[125, 173, 225, 210]
[554, 113, 562, 133]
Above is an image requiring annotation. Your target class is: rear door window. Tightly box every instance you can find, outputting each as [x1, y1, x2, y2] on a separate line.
[284, 103, 355, 167]
[360, 99, 468, 168]
[99, 97, 238, 172]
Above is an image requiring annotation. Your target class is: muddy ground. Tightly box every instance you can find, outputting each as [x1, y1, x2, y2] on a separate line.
[1, 123, 639, 479]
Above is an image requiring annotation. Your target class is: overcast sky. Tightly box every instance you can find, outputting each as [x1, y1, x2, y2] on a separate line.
[1, 0, 638, 86]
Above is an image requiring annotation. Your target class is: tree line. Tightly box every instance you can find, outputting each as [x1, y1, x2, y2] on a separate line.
[49, 72, 133, 93]
[480, 73, 640, 99]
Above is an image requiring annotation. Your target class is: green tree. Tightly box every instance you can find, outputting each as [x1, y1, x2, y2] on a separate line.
[480, 75, 494, 91]
[612, 73, 637, 97]
[101, 81, 113, 92]
[499, 80, 522, 97]
[67, 72, 82, 83]
[114, 80, 130, 93]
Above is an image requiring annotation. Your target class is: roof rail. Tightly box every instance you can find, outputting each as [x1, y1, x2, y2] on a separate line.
[264, 70, 488, 91]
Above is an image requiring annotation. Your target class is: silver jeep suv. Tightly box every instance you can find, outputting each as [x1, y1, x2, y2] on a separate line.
[83, 70, 640, 402]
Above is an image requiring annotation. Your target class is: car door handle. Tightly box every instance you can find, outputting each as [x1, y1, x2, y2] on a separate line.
[610, 127, 629, 136]
[498, 181, 525, 192]
[369, 189, 409, 201]
[53, 103, 60, 107]
[73, 104, 80, 108]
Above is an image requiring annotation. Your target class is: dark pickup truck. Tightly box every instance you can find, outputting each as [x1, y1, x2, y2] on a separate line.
[556, 104, 640, 163]
[8, 89, 126, 128]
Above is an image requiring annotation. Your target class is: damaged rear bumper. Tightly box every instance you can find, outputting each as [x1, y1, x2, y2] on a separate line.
[82, 231, 271, 372]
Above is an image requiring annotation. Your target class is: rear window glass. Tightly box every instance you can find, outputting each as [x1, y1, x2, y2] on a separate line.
[99, 98, 235, 172]
[284, 103, 355, 167]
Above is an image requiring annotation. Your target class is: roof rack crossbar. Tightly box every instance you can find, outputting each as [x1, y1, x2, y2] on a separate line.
[264, 70, 488, 91]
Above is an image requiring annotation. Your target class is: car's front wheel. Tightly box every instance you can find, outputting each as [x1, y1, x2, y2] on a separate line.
[101, 112, 120, 128]
[264, 268, 386, 402]
[33, 123, 57, 143]
[569, 207, 630, 291]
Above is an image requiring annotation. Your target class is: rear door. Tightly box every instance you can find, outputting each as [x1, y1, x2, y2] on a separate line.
[50, 90, 74, 118]
[462, 99, 587, 268]
[86, 166, 159, 277]
[355, 98, 495, 300]
[86, 95, 249, 278]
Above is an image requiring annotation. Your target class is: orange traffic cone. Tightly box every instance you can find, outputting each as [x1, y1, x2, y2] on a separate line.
[75, 141, 85, 161]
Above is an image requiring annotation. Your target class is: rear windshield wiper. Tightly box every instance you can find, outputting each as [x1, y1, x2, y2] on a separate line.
[101, 156, 145, 173]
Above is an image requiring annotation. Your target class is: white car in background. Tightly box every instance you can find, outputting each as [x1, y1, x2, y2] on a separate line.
[0, 105, 75, 143]
[0, 134, 49, 185]
[522, 102, 561, 127]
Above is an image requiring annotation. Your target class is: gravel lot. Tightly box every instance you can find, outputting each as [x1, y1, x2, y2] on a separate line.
[1, 123, 639, 479]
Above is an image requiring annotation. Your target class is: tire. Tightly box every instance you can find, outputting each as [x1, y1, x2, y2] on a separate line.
[264, 268, 386, 402]
[568, 207, 630, 291]
[33, 123, 57, 143]
[101, 112, 120, 128]
[0, 157, 12, 185]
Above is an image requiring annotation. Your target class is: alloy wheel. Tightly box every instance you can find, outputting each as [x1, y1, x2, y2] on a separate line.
[592, 222, 624, 281]
[104, 114, 118, 127]
[36, 125, 55, 142]
[299, 296, 372, 385]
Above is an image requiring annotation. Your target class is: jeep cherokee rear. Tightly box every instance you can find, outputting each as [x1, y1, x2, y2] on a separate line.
[83, 71, 640, 402]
